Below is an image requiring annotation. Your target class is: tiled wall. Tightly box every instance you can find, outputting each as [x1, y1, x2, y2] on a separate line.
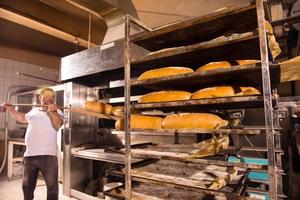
[0, 57, 59, 132]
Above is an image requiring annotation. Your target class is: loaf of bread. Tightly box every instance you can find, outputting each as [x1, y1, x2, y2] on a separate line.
[188, 135, 230, 159]
[111, 106, 140, 117]
[236, 59, 260, 65]
[196, 61, 231, 72]
[238, 87, 260, 95]
[191, 86, 260, 99]
[191, 86, 235, 99]
[111, 106, 124, 117]
[115, 114, 163, 130]
[137, 67, 193, 80]
[162, 113, 228, 129]
[208, 177, 228, 190]
[83, 100, 112, 115]
[139, 91, 192, 103]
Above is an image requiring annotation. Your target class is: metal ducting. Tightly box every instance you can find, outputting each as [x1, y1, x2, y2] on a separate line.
[62, 0, 138, 27]
[58, 0, 140, 44]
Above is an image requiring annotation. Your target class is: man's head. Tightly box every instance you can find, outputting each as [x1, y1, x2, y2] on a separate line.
[39, 88, 55, 105]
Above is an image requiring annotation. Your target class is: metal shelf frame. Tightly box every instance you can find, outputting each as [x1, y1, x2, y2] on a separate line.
[122, 0, 283, 199]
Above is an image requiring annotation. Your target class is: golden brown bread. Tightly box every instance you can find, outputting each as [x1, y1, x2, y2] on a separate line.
[162, 113, 228, 129]
[188, 135, 230, 159]
[191, 86, 235, 99]
[139, 91, 192, 103]
[208, 176, 228, 190]
[196, 61, 231, 72]
[83, 100, 112, 115]
[137, 67, 193, 80]
[191, 86, 260, 99]
[235, 59, 260, 65]
[115, 114, 163, 130]
[238, 87, 260, 95]
[111, 106, 124, 117]
[111, 106, 140, 117]
[265, 21, 282, 59]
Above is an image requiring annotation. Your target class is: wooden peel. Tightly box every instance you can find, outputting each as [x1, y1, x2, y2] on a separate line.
[259, 56, 300, 84]
[13, 104, 68, 109]
[279, 55, 300, 83]
[0, 104, 119, 121]
[0, 104, 69, 112]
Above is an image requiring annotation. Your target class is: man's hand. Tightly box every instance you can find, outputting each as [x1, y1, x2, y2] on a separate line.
[1, 103, 27, 123]
[1, 103, 15, 112]
[47, 104, 63, 130]
[48, 104, 58, 113]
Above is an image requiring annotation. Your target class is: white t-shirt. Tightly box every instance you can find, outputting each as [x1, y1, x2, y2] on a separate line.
[24, 107, 64, 157]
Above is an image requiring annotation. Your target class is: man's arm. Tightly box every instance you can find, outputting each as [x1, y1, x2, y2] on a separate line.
[1, 103, 27, 123]
[48, 104, 63, 130]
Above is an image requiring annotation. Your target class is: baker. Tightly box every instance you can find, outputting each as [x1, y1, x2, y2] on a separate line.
[1, 87, 63, 200]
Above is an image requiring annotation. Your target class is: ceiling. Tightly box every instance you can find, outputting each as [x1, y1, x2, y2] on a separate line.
[0, 19, 85, 56]
[0, 0, 250, 58]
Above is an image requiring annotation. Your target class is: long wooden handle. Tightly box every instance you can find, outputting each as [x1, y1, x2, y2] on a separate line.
[280, 55, 300, 83]
[1, 104, 69, 110]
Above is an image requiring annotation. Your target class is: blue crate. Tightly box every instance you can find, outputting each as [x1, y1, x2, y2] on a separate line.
[228, 156, 269, 199]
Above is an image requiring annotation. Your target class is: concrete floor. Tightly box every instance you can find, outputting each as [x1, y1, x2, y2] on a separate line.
[0, 177, 77, 200]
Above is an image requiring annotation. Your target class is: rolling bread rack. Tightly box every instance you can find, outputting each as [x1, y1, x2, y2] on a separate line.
[121, 1, 281, 199]
[59, 0, 293, 199]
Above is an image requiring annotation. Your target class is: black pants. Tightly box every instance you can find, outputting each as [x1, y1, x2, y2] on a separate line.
[22, 155, 58, 200]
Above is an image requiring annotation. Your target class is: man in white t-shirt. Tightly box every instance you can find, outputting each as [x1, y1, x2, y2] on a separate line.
[2, 88, 63, 200]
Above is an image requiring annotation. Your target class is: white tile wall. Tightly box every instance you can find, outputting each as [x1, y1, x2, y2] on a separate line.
[0, 57, 59, 129]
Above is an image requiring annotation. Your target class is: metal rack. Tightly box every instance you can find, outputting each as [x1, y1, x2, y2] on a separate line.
[120, 0, 282, 199]
[59, 1, 286, 199]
